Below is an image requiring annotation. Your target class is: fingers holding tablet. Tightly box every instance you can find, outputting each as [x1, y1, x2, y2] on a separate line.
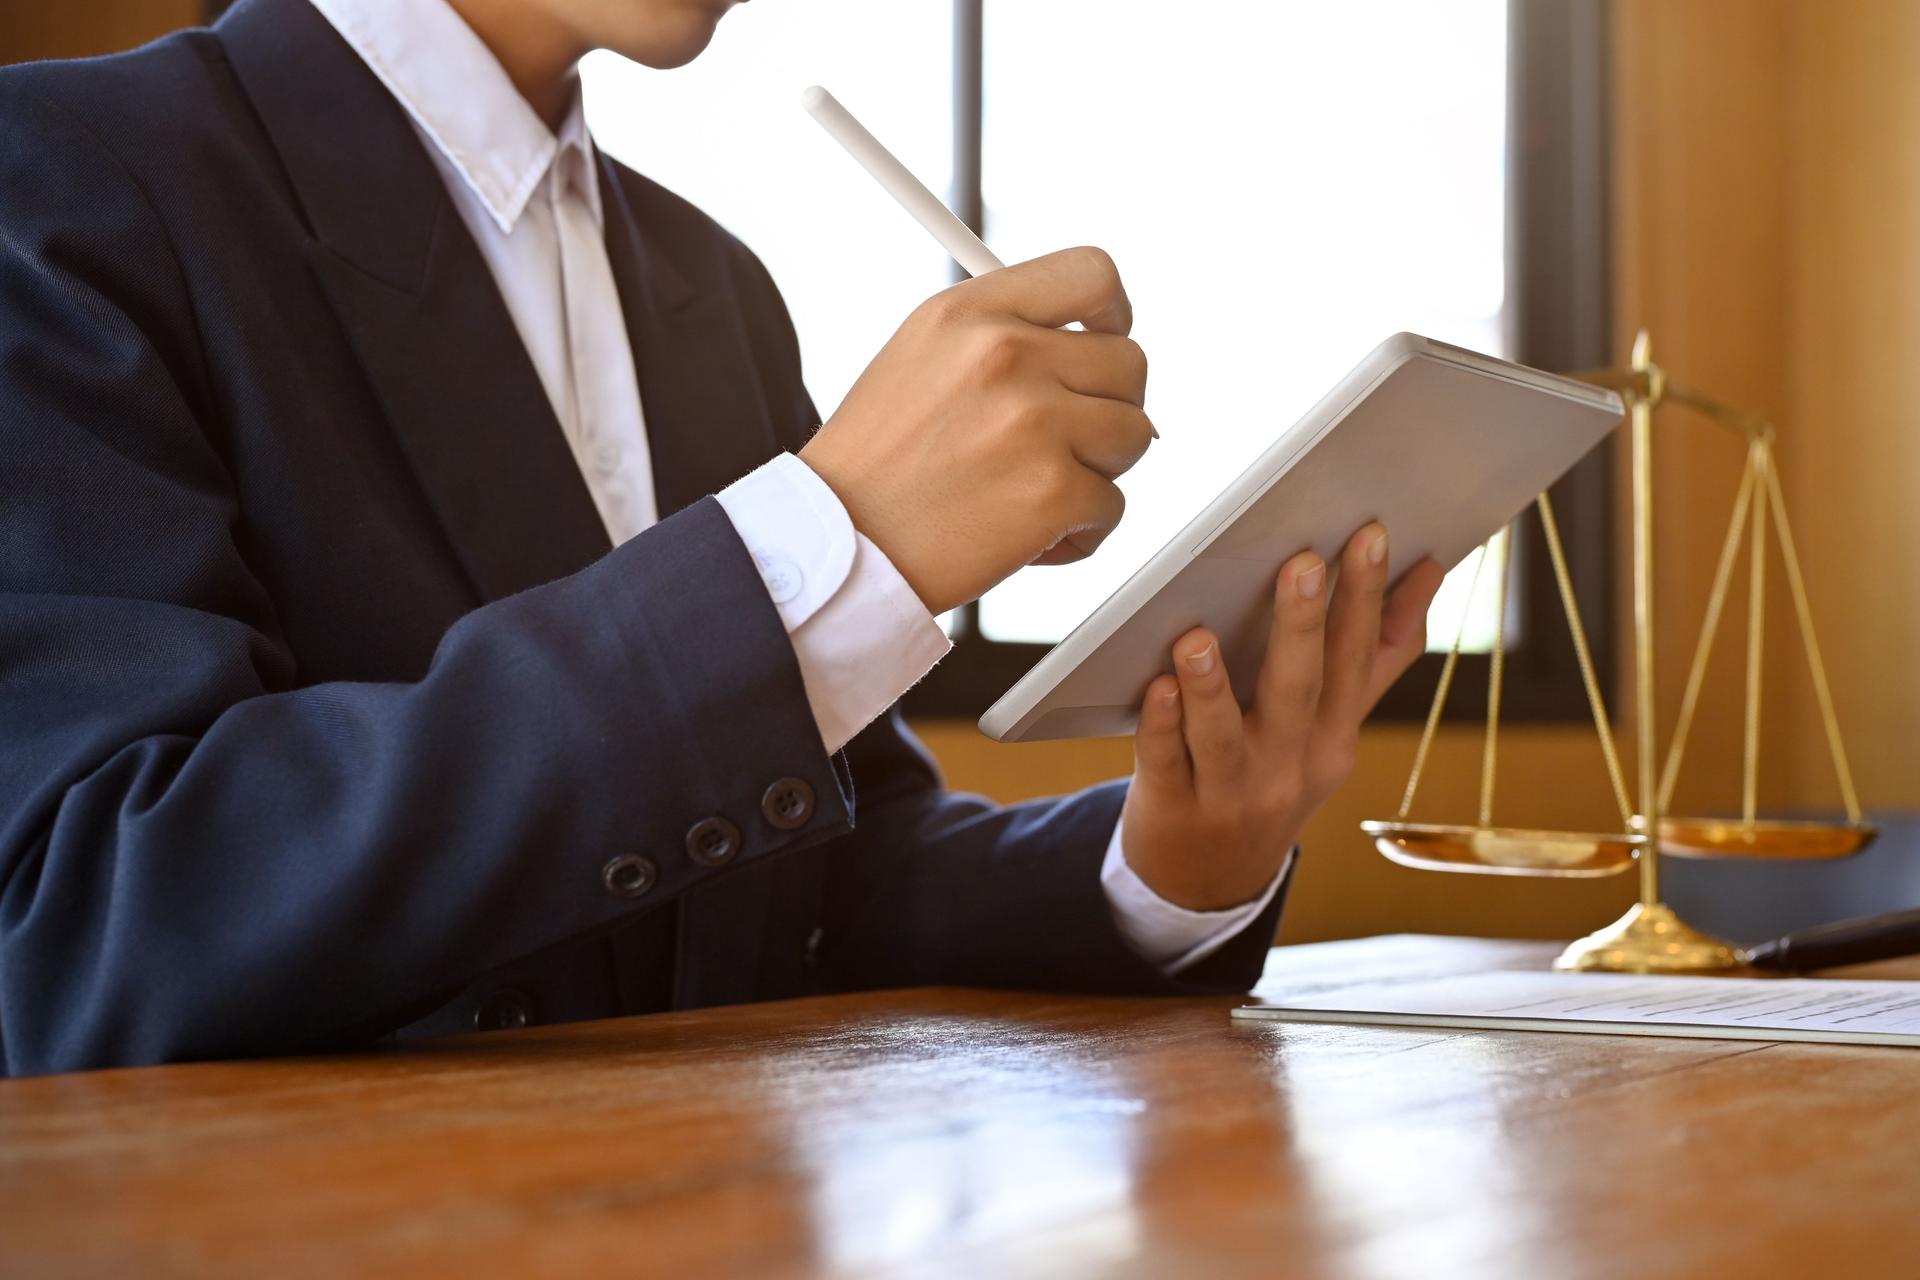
[1117, 525, 1448, 914]
[1252, 550, 1330, 756]
[1316, 524, 1394, 737]
[1130, 674, 1190, 792]
[1170, 629, 1248, 808]
[1120, 624, 1282, 913]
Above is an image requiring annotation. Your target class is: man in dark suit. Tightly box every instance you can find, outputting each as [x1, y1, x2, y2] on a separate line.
[0, 0, 1442, 1075]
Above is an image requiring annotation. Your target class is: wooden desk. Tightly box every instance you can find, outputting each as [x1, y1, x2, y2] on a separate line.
[2, 934, 1916, 1277]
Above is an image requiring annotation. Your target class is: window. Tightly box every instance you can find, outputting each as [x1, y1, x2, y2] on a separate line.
[583, 3, 954, 420]
[973, 2, 1510, 648]
[588, 0, 1613, 722]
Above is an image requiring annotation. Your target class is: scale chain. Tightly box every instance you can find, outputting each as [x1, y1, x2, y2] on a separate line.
[1762, 451, 1865, 823]
[1537, 492, 1636, 830]
[1657, 454, 1759, 812]
[1395, 536, 1495, 821]
[1743, 442, 1770, 831]
[1478, 528, 1512, 828]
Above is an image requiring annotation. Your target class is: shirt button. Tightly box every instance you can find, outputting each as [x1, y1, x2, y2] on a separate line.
[474, 988, 534, 1031]
[602, 853, 658, 898]
[685, 816, 743, 867]
[755, 552, 804, 605]
[762, 778, 816, 831]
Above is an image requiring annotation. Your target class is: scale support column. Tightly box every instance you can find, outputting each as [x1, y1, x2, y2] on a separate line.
[1555, 331, 1743, 974]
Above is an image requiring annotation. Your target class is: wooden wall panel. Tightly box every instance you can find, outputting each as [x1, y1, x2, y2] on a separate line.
[1777, 1, 1920, 811]
[1611, 0, 1796, 819]
[1614, 0, 1917, 817]
[0, 0, 198, 65]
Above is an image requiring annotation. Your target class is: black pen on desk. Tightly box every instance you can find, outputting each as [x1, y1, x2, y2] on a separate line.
[1744, 906, 1920, 972]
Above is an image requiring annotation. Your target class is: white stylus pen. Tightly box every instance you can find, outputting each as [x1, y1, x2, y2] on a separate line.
[802, 84, 1156, 436]
[801, 84, 1006, 277]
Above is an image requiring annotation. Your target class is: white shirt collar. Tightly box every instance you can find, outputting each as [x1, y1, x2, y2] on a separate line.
[309, 0, 602, 235]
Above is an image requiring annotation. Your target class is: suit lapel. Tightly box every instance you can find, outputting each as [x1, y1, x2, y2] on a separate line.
[220, 0, 610, 603]
[599, 157, 786, 519]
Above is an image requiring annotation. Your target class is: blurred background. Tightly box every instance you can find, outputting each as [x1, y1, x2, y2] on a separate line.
[5, 0, 1914, 945]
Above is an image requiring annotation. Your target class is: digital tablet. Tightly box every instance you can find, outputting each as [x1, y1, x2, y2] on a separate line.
[977, 333, 1624, 742]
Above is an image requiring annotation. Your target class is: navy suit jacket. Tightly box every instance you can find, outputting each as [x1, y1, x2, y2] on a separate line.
[0, 0, 1288, 1076]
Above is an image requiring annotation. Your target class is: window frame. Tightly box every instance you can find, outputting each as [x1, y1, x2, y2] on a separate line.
[904, 0, 1616, 725]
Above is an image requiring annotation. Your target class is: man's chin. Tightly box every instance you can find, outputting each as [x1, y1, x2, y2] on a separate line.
[623, 4, 735, 70]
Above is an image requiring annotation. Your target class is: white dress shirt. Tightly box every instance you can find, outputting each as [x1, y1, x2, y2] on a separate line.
[309, 0, 1280, 973]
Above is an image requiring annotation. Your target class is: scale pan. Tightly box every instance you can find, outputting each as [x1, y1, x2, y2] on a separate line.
[1362, 821, 1643, 877]
[1657, 817, 1877, 860]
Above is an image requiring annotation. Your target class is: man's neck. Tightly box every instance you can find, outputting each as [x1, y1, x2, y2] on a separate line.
[443, 0, 585, 131]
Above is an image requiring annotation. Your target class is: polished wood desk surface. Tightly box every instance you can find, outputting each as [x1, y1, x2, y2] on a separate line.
[2, 934, 1916, 1278]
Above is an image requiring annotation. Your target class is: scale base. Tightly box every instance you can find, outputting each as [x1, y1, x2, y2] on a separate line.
[1553, 902, 1745, 974]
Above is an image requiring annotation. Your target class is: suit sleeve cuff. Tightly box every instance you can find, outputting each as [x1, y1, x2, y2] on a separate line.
[1100, 819, 1294, 973]
[716, 453, 950, 754]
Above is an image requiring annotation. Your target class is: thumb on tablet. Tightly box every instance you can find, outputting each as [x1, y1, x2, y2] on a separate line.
[1130, 674, 1191, 791]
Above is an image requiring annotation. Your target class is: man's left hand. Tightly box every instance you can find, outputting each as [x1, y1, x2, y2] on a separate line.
[1120, 522, 1447, 911]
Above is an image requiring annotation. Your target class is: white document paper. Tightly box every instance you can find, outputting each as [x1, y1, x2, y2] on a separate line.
[1234, 970, 1920, 1047]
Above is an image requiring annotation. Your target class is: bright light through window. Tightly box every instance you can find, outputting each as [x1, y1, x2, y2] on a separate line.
[584, 0, 1511, 657]
[581, 3, 952, 420]
[978, 0, 1511, 648]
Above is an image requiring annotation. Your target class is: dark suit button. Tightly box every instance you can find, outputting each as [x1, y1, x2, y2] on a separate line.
[762, 778, 816, 831]
[475, 988, 533, 1031]
[685, 817, 742, 867]
[602, 853, 658, 898]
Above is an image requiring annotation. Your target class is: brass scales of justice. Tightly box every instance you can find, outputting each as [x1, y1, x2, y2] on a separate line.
[1362, 330, 1875, 974]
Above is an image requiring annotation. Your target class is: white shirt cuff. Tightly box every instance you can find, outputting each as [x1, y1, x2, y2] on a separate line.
[1100, 820, 1292, 974]
[715, 454, 950, 754]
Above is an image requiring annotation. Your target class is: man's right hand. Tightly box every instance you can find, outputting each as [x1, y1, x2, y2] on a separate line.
[798, 246, 1154, 615]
